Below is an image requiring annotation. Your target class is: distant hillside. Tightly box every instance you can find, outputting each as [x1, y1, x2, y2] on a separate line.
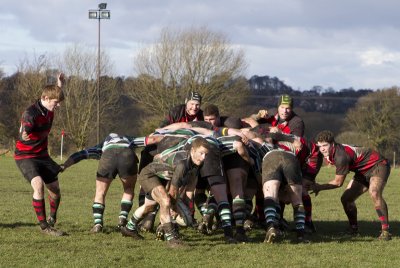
[247, 75, 373, 113]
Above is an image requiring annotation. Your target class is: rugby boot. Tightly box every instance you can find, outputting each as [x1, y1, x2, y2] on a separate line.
[90, 223, 103, 233]
[304, 221, 317, 234]
[41, 226, 65, 237]
[116, 217, 128, 230]
[235, 231, 249, 243]
[121, 226, 144, 240]
[197, 213, 214, 235]
[264, 226, 279, 244]
[296, 229, 310, 244]
[47, 216, 56, 227]
[378, 230, 392, 241]
[342, 226, 360, 236]
[243, 218, 254, 232]
[156, 224, 165, 241]
[162, 222, 186, 248]
[278, 217, 290, 232]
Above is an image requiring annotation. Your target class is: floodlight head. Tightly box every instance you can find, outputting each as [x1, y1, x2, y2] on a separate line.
[98, 3, 107, 9]
[100, 11, 110, 19]
[88, 11, 98, 19]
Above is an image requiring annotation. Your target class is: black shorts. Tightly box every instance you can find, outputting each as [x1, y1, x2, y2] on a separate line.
[138, 144, 157, 172]
[199, 146, 224, 178]
[353, 161, 391, 187]
[15, 156, 61, 184]
[262, 151, 302, 185]
[97, 147, 138, 179]
[223, 153, 249, 171]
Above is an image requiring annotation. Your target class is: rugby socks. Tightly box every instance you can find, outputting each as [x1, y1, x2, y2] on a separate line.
[232, 198, 246, 234]
[32, 198, 47, 229]
[162, 222, 178, 241]
[206, 196, 218, 218]
[126, 212, 142, 231]
[293, 204, 306, 231]
[375, 206, 389, 231]
[92, 202, 105, 227]
[48, 195, 60, 222]
[194, 192, 208, 216]
[119, 199, 133, 223]
[263, 198, 277, 229]
[302, 193, 312, 224]
[218, 201, 234, 237]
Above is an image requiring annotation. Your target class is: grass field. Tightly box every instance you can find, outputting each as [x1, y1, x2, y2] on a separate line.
[1, 154, 399, 267]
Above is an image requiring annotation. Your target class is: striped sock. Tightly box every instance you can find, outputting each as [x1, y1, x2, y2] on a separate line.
[92, 202, 105, 226]
[119, 199, 133, 222]
[218, 201, 233, 237]
[127, 212, 142, 231]
[263, 198, 277, 228]
[232, 198, 246, 228]
[293, 204, 305, 231]
[375, 206, 389, 231]
[48, 195, 61, 221]
[32, 198, 47, 229]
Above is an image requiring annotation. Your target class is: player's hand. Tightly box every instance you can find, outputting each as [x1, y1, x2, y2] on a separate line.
[257, 109, 268, 119]
[57, 73, 65, 88]
[21, 131, 30, 141]
[60, 158, 74, 172]
[269, 126, 281, 133]
[59, 164, 66, 173]
[309, 183, 321, 197]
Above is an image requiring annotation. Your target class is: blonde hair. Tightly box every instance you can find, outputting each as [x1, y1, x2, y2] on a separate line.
[41, 85, 65, 102]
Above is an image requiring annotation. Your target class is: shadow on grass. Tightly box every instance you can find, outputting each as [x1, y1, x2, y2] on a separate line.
[0, 222, 37, 229]
[248, 220, 400, 243]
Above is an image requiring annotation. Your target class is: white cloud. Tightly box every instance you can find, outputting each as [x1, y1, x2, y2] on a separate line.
[360, 49, 400, 66]
[1, 0, 400, 90]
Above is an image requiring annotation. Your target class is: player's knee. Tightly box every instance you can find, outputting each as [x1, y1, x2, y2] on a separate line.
[341, 192, 353, 205]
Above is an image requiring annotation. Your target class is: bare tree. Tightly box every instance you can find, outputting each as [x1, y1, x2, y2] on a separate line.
[54, 44, 121, 150]
[344, 87, 400, 156]
[125, 26, 249, 123]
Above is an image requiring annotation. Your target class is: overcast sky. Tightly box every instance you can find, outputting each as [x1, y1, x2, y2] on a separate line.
[1, 0, 399, 90]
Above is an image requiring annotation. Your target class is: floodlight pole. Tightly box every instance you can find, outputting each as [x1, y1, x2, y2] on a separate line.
[96, 14, 101, 144]
[89, 3, 110, 144]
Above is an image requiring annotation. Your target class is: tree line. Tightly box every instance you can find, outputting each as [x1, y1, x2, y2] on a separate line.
[0, 27, 399, 162]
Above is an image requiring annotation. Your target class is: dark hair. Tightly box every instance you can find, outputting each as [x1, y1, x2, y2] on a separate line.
[185, 92, 202, 104]
[224, 117, 242, 129]
[203, 104, 219, 117]
[316, 130, 335, 143]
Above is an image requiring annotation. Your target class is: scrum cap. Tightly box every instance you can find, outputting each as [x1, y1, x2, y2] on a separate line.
[277, 94, 293, 108]
[185, 91, 202, 104]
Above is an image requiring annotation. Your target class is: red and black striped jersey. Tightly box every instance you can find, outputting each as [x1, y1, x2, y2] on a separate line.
[326, 143, 387, 177]
[277, 138, 323, 181]
[14, 100, 54, 160]
[160, 104, 204, 128]
[257, 112, 305, 137]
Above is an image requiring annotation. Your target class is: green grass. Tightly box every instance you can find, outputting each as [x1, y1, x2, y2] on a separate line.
[1, 155, 399, 267]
